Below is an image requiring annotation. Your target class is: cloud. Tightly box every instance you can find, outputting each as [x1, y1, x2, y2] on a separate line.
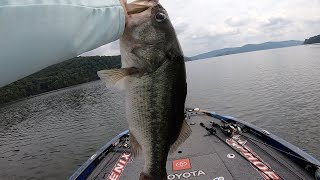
[262, 17, 292, 28]
[171, 17, 189, 34]
[82, 0, 320, 57]
[225, 17, 249, 27]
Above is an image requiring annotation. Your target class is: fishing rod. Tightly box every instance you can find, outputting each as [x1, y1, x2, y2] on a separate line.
[188, 107, 320, 179]
[199, 122, 285, 180]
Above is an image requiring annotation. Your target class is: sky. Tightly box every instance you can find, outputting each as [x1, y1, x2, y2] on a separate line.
[82, 0, 320, 57]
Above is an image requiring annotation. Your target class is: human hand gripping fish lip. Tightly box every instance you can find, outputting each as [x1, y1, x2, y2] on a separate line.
[126, 0, 159, 15]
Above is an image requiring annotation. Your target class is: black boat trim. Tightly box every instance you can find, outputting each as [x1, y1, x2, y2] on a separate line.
[68, 130, 129, 180]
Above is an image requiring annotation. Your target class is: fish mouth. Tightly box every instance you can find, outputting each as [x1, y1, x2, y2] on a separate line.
[127, 0, 159, 15]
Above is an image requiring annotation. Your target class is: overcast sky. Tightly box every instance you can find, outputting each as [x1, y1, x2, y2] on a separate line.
[82, 0, 320, 57]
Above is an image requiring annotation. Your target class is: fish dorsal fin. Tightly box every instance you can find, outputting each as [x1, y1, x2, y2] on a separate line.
[169, 119, 192, 154]
[97, 67, 139, 85]
[130, 132, 142, 158]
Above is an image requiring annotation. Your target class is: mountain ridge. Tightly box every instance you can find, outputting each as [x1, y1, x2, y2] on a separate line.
[190, 40, 303, 60]
[304, 34, 320, 44]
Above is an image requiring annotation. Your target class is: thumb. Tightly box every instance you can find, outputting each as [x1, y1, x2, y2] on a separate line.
[119, 0, 128, 26]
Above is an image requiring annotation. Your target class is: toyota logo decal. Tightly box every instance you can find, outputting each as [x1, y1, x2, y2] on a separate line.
[176, 161, 188, 167]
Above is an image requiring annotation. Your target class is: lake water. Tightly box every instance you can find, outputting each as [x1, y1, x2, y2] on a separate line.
[0, 45, 320, 179]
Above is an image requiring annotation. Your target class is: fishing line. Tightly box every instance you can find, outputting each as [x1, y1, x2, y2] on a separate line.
[242, 133, 305, 180]
[192, 108, 320, 168]
[240, 133, 320, 168]
[191, 108, 319, 179]
[200, 122, 285, 180]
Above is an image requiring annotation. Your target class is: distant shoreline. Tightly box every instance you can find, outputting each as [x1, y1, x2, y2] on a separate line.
[190, 40, 303, 60]
[190, 44, 303, 61]
[304, 43, 320, 45]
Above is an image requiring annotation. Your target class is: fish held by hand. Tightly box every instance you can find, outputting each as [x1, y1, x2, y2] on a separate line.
[98, 3, 191, 180]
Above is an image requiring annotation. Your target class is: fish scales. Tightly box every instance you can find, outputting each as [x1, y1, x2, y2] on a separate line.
[98, 2, 190, 179]
[127, 60, 182, 174]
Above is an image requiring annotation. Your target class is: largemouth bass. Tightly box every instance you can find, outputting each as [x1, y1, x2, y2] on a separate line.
[98, 2, 191, 180]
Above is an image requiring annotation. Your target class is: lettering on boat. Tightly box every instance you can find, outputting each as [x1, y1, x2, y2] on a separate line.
[226, 136, 281, 180]
[167, 170, 206, 179]
[108, 152, 131, 180]
[172, 158, 192, 171]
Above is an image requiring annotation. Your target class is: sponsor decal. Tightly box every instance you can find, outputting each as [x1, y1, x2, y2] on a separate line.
[226, 136, 281, 180]
[108, 152, 131, 180]
[167, 170, 206, 180]
[89, 153, 97, 160]
[172, 158, 191, 171]
[213, 177, 224, 180]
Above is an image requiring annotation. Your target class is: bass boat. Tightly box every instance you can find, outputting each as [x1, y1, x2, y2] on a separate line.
[69, 108, 320, 180]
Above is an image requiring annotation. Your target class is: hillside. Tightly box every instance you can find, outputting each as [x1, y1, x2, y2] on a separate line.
[0, 55, 194, 105]
[190, 40, 303, 60]
[304, 34, 320, 44]
[0, 56, 121, 105]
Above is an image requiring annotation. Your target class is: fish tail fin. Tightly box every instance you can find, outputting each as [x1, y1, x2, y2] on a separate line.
[169, 119, 192, 154]
[139, 172, 167, 180]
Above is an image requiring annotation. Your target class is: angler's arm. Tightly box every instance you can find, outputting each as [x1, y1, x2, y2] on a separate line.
[0, 0, 125, 87]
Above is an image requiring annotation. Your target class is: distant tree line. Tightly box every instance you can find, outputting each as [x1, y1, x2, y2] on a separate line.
[304, 34, 320, 44]
[0, 56, 121, 105]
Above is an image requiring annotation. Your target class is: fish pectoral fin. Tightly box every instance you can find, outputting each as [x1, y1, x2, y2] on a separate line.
[97, 67, 140, 85]
[130, 132, 142, 157]
[169, 119, 192, 154]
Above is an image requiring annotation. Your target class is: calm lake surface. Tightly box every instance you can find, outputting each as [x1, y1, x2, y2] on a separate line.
[1, 45, 320, 179]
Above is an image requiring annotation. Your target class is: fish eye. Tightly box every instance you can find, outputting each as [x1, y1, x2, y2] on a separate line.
[155, 12, 167, 22]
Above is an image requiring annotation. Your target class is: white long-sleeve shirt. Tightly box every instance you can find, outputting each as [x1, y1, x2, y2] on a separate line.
[0, 0, 125, 87]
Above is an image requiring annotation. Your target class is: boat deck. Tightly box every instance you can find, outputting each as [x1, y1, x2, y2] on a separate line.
[85, 113, 315, 180]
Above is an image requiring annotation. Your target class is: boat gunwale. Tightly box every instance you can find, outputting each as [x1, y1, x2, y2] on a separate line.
[68, 130, 129, 180]
[69, 109, 320, 180]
